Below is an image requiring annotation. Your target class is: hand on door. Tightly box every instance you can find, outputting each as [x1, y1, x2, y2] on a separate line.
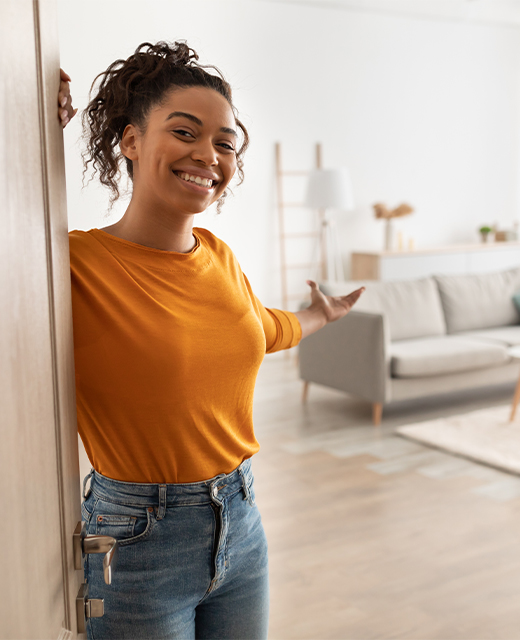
[58, 68, 77, 128]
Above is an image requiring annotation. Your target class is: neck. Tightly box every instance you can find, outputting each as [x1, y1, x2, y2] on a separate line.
[101, 195, 197, 253]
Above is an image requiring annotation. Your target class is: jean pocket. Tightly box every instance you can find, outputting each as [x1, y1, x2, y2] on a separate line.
[93, 501, 156, 547]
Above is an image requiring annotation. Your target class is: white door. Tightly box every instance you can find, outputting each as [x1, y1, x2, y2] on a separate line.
[0, 0, 85, 637]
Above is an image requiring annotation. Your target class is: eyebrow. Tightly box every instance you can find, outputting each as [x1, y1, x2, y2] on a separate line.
[165, 111, 238, 137]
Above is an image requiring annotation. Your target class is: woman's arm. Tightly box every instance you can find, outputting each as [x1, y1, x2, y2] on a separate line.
[294, 280, 365, 340]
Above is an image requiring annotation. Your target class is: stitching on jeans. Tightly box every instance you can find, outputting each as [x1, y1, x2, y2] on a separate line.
[89, 486, 244, 508]
[111, 510, 156, 547]
[198, 503, 221, 604]
[90, 492, 215, 507]
[90, 491, 156, 509]
[81, 497, 99, 526]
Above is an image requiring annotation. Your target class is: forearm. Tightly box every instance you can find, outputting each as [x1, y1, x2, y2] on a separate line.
[293, 304, 328, 340]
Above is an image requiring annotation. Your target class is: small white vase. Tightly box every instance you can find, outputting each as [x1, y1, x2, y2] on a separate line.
[385, 219, 393, 251]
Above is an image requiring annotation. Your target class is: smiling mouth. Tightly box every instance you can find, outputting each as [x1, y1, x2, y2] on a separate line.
[173, 171, 217, 189]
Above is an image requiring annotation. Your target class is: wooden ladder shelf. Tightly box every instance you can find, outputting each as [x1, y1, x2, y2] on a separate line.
[275, 142, 323, 310]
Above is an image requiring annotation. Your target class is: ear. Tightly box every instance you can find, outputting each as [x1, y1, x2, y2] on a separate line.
[120, 124, 139, 161]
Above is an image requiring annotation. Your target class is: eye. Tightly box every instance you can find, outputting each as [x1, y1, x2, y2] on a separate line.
[218, 142, 235, 152]
[172, 129, 194, 139]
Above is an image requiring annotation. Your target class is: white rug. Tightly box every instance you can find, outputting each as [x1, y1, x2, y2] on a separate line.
[396, 405, 520, 476]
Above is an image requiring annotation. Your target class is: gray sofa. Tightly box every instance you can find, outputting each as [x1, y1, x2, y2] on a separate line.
[298, 267, 520, 424]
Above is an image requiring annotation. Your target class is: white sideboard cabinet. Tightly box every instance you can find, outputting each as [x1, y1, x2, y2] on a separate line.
[351, 243, 520, 281]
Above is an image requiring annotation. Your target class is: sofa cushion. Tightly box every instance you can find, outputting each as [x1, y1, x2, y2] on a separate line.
[390, 336, 510, 378]
[456, 326, 520, 347]
[434, 268, 520, 334]
[320, 277, 446, 341]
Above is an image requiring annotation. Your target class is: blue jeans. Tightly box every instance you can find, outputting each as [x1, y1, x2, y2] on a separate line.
[81, 458, 269, 639]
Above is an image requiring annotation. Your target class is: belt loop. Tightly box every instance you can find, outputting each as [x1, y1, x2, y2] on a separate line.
[157, 485, 167, 520]
[238, 464, 254, 507]
[82, 468, 94, 500]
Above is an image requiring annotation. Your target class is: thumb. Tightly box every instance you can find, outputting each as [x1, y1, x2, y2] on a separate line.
[306, 279, 319, 291]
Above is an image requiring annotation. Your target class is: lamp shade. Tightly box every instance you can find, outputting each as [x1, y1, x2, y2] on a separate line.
[305, 168, 354, 210]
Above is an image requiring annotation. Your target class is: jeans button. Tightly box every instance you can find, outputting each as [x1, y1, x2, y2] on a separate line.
[212, 485, 219, 497]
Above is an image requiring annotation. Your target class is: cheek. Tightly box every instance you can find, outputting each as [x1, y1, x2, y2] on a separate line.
[224, 158, 238, 185]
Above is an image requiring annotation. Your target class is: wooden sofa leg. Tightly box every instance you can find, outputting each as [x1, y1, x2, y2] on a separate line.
[372, 402, 383, 426]
[302, 381, 310, 403]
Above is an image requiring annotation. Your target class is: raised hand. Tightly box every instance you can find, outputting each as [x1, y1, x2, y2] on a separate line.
[58, 68, 78, 128]
[294, 280, 365, 339]
[306, 280, 365, 323]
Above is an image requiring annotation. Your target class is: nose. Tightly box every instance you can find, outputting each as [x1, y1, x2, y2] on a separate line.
[190, 137, 218, 166]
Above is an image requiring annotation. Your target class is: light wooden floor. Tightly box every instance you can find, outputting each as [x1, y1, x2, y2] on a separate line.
[253, 355, 520, 640]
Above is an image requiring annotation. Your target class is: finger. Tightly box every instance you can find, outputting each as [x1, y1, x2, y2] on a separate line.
[342, 288, 365, 306]
[60, 68, 71, 82]
[346, 287, 365, 299]
[58, 82, 70, 104]
[306, 279, 319, 290]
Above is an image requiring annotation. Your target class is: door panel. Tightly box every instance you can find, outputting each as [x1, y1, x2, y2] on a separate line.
[36, 0, 84, 631]
[0, 0, 82, 637]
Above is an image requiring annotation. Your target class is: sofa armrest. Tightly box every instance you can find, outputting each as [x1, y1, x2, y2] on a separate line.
[298, 310, 390, 403]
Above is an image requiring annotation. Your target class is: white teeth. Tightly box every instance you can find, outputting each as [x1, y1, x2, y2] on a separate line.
[177, 172, 213, 188]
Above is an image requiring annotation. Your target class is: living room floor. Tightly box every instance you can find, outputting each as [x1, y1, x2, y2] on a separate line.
[253, 354, 520, 640]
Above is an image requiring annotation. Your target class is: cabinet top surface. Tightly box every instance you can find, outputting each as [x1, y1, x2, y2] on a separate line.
[353, 242, 520, 257]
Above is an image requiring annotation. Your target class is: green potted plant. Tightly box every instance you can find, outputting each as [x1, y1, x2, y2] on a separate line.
[479, 225, 493, 243]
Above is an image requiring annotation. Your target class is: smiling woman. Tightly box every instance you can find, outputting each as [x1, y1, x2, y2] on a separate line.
[59, 40, 363, 639]
[106, 85, 240, 250]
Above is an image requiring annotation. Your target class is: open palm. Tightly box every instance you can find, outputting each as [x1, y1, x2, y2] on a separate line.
[307, 280, 365, 323]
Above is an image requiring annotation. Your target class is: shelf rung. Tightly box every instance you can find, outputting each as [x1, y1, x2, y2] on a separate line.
[284, 263, 315, 270]
[280, 171, 309, 176]
[280, 202, 306, 208]
[281, 232, 319, 239]
[286, 294, 311, 300]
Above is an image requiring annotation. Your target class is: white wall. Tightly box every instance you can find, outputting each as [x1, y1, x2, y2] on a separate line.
[58, 0, 520, 308]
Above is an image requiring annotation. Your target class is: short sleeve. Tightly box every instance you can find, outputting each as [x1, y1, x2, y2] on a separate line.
[242, 273, 302, 353]
[257, 303, 302, 353]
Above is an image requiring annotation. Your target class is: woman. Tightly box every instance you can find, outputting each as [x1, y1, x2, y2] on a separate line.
[59, 41, 363, 639]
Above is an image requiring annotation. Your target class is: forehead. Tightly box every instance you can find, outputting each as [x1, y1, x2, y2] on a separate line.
[155, 86, 236, 128]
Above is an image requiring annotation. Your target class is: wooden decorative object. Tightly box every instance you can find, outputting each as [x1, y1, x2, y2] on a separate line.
[373, 203, 414, 251]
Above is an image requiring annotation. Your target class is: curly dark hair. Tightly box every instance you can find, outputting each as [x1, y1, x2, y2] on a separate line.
[82, 40, 249, 212]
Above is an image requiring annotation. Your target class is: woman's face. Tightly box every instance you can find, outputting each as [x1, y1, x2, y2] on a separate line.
[122, 86, 238, 216]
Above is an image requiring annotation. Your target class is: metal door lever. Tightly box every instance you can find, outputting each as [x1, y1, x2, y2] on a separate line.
[73, 521, 118, 585]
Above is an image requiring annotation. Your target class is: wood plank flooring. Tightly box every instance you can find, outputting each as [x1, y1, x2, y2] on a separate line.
[252, 355, 520, 640]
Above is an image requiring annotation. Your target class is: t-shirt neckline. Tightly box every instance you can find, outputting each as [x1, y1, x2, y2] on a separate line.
[92, 228, 201, 255]
[87, 227, 212, 272]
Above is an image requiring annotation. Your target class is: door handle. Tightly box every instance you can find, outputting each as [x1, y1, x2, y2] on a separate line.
[76, 583, 104, 633]
[73, 521, 118, 585]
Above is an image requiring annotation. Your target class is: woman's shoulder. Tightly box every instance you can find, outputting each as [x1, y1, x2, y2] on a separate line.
[194, 226, 236, 259]
[69, 228, 96, 246]
[69, 228, 94, 251]
[68, 229, 107, 269]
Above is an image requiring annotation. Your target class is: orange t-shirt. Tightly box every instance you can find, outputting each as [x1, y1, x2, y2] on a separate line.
[69, 227, 301, 483]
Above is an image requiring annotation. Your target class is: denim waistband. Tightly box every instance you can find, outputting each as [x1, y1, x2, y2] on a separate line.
[83, 458, 254, 507]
